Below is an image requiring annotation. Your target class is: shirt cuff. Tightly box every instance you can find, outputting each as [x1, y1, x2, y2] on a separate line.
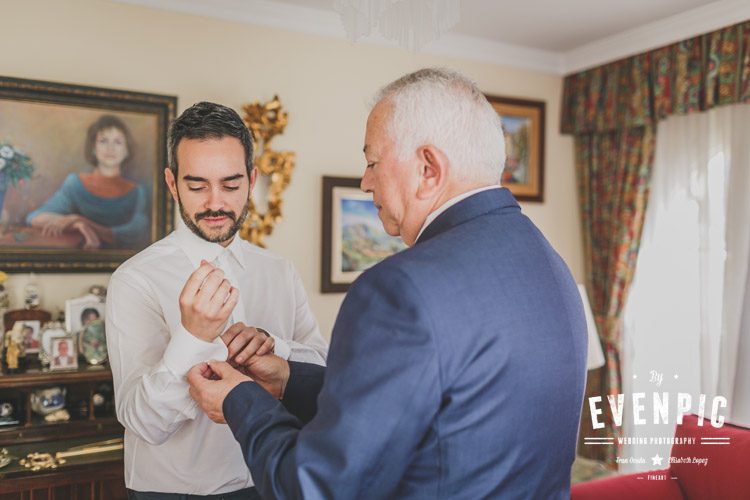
[163, 324, 229, 378]
[272, 335, 291, 360]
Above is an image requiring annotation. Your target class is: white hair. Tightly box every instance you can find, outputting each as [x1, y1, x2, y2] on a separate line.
[373, 68, 505, 185]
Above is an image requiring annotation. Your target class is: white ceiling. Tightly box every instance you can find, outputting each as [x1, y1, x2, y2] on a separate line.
[277, 0, 714, 51]
[115, 0, 750, 73]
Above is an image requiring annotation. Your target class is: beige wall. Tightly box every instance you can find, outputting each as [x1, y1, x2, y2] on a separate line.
[3, 0, 581, 339]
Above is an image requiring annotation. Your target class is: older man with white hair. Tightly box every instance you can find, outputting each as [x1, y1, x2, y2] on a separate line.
[188, 68, 587, 499]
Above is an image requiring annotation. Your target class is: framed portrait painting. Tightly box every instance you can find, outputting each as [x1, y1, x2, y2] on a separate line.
[321, 176, 407, 293]
[485, 95, 545, 202]
[0, 76, 176, 272]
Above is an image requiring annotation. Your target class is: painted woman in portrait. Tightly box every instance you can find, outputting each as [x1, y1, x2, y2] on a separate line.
[25, 115, 148, 249]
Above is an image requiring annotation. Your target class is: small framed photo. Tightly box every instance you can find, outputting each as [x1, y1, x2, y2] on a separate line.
[321, 176, 407, 293]
[49, 336, 78, 371]
[485, 95, 545, 202]
[65, 294, 105, 334]
[15, 320, 41, 353]
[39, 322, 69, 366]
[3, 308, 51, 335]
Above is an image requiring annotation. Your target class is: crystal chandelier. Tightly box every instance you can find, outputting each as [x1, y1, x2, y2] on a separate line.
[333, 0, 461, 51]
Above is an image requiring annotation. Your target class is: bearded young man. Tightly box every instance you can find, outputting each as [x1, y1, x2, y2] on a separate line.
[105, 102, 327, 499]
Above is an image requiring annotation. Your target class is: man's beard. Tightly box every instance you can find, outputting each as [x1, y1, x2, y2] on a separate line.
[177, 193, 250, 243]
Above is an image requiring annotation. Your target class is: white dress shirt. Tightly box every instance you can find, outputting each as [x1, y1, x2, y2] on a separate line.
[416, 185, 501, 242]
[105, 221, 328, 494]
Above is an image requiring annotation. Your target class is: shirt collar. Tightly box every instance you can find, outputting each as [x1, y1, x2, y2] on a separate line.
[173, 219, 247, 270]
[415, 185, 501, 242]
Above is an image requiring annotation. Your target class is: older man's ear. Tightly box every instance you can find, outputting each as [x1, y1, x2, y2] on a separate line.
[415, 145, 449, 200]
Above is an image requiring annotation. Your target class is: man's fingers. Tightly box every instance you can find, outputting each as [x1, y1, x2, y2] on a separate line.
[207, 279, 232, 313]
[220, 322, 247, 346]
[187, 363, 208, 387]
[181, 262, 220, 300]
[256, 336, 275, 356]
[224, 326, 265, 359]
[224, 330, 249, 358]
[224, 322, 247, 336]
[234, 336, 266, 363]
[218, 287, 240, 317]
[194, 269, 226, 302]
[206, 360, 236, 379]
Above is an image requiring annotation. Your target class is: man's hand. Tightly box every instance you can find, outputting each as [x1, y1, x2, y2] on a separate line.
[179, 261, 239, 342]
[238, 354, 290, 400]
[187, 360, 250, 424]
[222, 322, 275, 364]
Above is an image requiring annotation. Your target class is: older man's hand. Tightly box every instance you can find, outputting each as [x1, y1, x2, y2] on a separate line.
[187, 361, 250, 424]
[240, 354, 290, 400]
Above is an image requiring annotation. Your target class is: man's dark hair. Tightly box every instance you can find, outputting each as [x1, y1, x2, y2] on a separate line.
[168, 102, 254, 177]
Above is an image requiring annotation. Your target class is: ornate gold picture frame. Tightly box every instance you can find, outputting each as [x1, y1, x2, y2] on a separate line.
[0, 76, 176, 272]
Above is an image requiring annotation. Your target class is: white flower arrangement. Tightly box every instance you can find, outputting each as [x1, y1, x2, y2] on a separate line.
[0, 142, 34, 188]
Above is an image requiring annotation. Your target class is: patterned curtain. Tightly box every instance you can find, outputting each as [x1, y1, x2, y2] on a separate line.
[562, 20, 750, 466]
[574, 127, 654, 463]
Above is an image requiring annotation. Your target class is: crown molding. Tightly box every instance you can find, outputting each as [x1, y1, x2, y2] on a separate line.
[113, 0, 749, 76]
[112, 0, 564, 74]
[427, 33, 564, 74]
[114, 0, 346, 37]
[563, 0, 750, 74]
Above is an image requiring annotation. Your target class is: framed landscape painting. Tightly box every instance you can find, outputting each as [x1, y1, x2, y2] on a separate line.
[0, 76, 176, 272]
[321, 176, 407, 293]
[485, 95, 545, 202]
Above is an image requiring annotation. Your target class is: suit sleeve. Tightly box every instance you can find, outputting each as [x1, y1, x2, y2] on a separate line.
[280, 361, 325, 424]
[224, 264, 441, 500]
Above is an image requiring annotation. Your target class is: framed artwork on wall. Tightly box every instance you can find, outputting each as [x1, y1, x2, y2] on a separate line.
[321, 176, 407, 293]
[0, 76, 177, 272]
[485, 95, 545, 202]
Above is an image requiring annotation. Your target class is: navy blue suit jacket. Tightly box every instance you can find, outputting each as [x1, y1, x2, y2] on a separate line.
[224, 188, 587, 499]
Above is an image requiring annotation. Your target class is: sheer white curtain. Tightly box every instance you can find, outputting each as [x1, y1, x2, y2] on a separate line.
[622, 104, 750, 472]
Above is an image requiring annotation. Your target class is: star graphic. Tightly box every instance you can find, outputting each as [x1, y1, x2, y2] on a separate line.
[651, 454, 664, 466]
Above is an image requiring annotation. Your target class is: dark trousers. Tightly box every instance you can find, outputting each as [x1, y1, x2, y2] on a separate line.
[126, 487, 261, 500]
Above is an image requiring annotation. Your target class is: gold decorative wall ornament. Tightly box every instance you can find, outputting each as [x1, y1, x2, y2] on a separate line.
[240, 96, 296, 247]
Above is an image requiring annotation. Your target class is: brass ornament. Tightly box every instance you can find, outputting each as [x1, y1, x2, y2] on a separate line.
[240, 96, 296, 248]
[17, 438, 123, 472]
[0, 448, 11, 469]
[20, 452, 65, 471]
